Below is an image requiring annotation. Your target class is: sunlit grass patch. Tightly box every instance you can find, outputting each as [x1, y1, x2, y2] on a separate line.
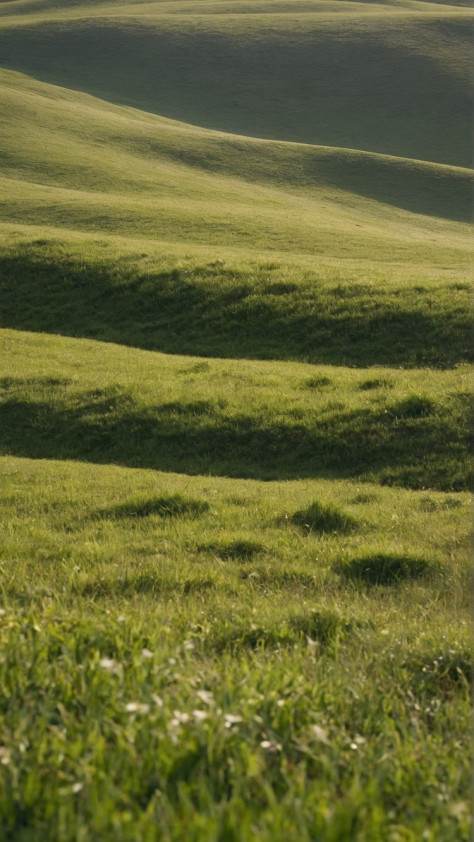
[211, 608, 353, 652]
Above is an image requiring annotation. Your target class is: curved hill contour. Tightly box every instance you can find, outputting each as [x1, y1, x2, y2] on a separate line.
[0, 1, 472, 165]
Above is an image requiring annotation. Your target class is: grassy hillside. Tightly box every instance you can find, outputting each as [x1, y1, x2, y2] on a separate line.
[0, 0, 472, 838]
[0, 1, 472, 165]
[0, 330, 470, 488]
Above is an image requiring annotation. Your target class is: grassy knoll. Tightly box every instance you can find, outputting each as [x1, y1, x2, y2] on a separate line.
[1, 239, 471, 368]
[0, 330, 470, 489]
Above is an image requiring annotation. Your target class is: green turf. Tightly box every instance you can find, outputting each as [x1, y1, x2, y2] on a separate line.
[0, 1, 472, 165]
[0, 330, 470, 489]
[0, 1, 472, 838]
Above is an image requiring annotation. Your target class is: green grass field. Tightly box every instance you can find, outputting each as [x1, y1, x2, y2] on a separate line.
[0, 1, 472, 839]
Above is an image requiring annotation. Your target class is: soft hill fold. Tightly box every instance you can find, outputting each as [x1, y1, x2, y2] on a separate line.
[0, 6, 472, 165]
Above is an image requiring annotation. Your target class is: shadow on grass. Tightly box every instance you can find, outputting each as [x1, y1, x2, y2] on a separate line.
[198, 539, 266, 561]
[336, 553, 438, 586]
[0, 379, 469, 490]
[0, 249, 471, 368]
[98, 494, 209, 520]
[79, 574, 217, 599]
[290, 500, 358, 535]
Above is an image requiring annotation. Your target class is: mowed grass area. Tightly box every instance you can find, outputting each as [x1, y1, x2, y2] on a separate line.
[0, 0, 473, 838]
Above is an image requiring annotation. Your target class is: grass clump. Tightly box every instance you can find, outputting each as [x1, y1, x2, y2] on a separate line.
[288, 609, 353, 643]
[336, 553, 438, 586]
[199, 539, 266, 561]
[290, 500, 358, 535]
[213, 609, 350, 652]
[304, 375, 332, 389]
[100, 494, 209, 520]
[405, 650, 472, 696]
[358, 378, 392, 391]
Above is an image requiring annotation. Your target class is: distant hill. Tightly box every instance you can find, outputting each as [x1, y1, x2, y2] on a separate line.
[0, 0, 472, 165]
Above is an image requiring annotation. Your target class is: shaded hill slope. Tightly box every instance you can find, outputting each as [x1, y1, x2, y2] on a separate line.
[0, 330, 469, 489]
[1, 70, 472, 264]
[0, 2, 472, 165]
[0, 240, 470, 368]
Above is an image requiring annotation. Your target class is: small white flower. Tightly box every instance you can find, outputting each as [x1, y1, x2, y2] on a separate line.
[170, 710, 190, 725]
[141, 648, 153, 659]
[99, 658, 117, 671]
[350, 743, 358, 751]
[126, 702, 150, 714]
[183, 640, 194, 651]
[224, 714, 243, 728]
[310, 725, 330, 745]
[0, 747, 10, 765]
[196, 690, 214, 706]
[192, 710, 208, 722]
[260, 740, 281, 753]
[152, 695, 164, 707]
[72, 782, 83, 794]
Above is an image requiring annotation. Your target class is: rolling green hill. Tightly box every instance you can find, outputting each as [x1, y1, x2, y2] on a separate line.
[0, 0, 472, 165]
[0, 1, 472, 839]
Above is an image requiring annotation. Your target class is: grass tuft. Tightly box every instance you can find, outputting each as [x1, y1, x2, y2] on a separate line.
[290, 500, 358, 535]
[405, 650, 472, 695]
[358, 378, 393, 391]
[199, 539, 266, 561]
[99, 494, 210, 520]
[304, 375, 332, 389]
[336, 553, 438, 586]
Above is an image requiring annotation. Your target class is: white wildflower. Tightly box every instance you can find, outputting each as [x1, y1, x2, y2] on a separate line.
[0, 747, 10, 765]
[99, 658, 117, 671]
[125, 702, 150, 714]
[224, 714, 243, 728]
[310, 725, 330, 745]
[170, 710, 190, 727]
[196, 689, 215, 706]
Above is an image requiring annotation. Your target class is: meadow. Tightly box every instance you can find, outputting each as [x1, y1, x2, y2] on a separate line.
[0, 1, 472, 839]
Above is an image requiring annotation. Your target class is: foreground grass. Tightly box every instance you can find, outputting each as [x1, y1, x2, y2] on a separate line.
[0, 3, 471, 837]
[0, 455, 470, 841]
